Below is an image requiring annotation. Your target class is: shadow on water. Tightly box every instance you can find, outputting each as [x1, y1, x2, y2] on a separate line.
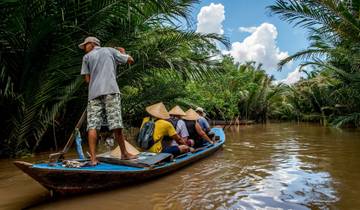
[1, 123, 360, 209]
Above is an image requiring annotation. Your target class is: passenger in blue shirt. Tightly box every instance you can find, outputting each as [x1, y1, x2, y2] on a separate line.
[195, 107, 210, 133]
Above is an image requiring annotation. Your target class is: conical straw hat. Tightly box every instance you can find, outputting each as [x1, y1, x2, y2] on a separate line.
[182, 108, 200, 121]
[145, 102, 170, 119]
[169, 105, 186, 116]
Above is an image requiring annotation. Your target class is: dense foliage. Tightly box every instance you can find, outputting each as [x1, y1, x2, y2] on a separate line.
[183, 57, 282, 123]
[1, 0, 359, 157]
[268, 0, 360, 127]
[0, 0, 227, 157]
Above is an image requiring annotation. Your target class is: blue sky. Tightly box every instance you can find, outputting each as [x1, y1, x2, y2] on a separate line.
[190, 0, 310, 82]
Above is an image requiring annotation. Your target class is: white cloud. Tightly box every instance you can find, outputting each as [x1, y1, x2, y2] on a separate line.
[278, 67, 303, 85]
[225, 22, 289, 70]
[196, 3, 225, 34]
[239, 26, 257, 33]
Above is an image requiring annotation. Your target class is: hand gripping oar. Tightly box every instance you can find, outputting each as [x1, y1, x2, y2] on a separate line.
[48, 110, 87, 163]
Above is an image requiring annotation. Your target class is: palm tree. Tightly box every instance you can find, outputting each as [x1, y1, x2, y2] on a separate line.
[0, 0, 228, 156]
[183, 57, 281, 123]
[269, 0, 360, 127]
[269, 0, 360, 66]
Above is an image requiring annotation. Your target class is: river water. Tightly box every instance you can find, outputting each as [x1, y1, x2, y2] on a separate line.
[1, 123, 360, 209]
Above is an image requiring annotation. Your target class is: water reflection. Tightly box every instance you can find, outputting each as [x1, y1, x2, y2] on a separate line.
[1, 123, 360, 209]
[146, 124, 344, 209]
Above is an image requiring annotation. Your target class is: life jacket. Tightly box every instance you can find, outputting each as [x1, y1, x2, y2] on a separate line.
[137, 118, 155, 150]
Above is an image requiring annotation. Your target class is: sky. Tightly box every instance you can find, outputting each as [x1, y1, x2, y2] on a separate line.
[190, 0, 309, 84]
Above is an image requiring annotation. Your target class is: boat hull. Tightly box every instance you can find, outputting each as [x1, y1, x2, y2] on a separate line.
[14, 128, 225, 195]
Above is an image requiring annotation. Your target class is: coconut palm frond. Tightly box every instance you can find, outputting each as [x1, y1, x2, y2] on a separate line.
[1, 0, 228, 156]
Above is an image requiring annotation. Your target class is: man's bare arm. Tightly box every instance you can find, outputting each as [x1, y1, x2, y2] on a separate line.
[116, 47, 134, 64]
[127, 56, 134, 64]
[84, 75, 90, 83]
[117, 47, 125, 54]
[170, 134, 186, 145]
[195, 122, 214, 144]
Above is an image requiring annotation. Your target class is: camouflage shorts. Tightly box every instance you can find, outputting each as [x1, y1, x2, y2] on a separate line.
[87, 94, 124, 130]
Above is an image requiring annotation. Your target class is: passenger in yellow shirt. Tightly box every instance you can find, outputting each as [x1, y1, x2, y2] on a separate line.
[142, 102, 190, 156]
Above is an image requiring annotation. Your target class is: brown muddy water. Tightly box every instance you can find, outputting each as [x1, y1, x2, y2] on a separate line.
[1, 123, 360, 210]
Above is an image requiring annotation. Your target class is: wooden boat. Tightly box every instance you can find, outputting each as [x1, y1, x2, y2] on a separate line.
[14, 127, 225, 195]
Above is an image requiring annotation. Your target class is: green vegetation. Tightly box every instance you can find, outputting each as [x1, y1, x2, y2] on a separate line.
[0, 0, 227, 157]
[183, 57, 282, 123]
[268, 0, 360, 127]
[1, 0, 359, 157]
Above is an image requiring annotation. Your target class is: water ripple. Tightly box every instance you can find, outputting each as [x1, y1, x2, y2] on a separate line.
[3, 123, 360, 210]
[149, 124, 346, 210]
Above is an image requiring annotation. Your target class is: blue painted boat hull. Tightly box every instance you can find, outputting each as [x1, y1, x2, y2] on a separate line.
[14, 128, 225, 195]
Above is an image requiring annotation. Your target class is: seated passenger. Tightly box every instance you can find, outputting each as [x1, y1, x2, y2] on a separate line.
[195, 107, 215, 139]
[141, 102, 190, 157]
[183, 109, 214, 148]
[168, 105, 194, 147]
[195, 107, 211, 133]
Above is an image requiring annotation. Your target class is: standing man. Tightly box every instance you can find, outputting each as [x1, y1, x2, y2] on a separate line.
[79, 36, 136, 165]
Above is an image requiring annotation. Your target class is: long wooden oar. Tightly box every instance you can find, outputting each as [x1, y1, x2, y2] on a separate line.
[49, 110, 87, 163]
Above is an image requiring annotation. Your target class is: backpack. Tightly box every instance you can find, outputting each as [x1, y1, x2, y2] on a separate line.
[137, 119, 155, 150]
